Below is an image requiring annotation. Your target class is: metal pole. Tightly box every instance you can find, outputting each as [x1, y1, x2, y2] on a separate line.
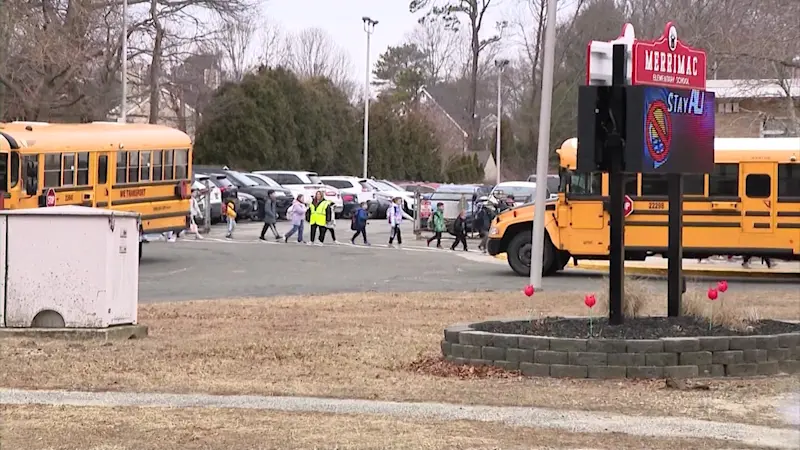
[495, 67, 502, 185]
[362, 17, 376, 179]
[203, 179, 212, 234]
[529, 0, 557, 289]
[667, 174, 684, 316]
[121, 0, 128, 123]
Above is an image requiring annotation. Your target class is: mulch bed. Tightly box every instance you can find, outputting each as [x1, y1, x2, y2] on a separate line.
[473, 317, 800, 339]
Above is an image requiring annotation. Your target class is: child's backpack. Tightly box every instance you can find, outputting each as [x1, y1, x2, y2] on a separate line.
[350, 214, 357, 231]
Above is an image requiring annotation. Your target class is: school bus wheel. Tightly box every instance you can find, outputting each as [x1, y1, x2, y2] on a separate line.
[506, 231, 555, 277]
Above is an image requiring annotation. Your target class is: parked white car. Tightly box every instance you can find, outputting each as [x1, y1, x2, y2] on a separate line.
[364, 179, 416, 214]
[192, 174, 222, 223]
[318, 176, 375, 204]
[255, 170, 343, 214]
[489, 181, 557, 206]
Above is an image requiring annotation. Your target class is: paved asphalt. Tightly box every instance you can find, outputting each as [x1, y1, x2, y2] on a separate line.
[139, 221, 799, 303]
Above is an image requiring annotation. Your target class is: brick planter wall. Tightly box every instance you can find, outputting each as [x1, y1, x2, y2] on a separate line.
[442, 321, 800, 379]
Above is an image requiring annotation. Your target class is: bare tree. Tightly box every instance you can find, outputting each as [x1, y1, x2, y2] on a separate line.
[410, 0, 499, 151]
[284, 27, 355, 91]
[258, 19, 289, 67]
[215, 15, 258, 81]
[406, 20, 460, 83]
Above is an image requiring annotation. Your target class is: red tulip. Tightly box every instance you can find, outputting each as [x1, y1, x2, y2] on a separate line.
[584, 294, 596, 308]
[717, 280, 728, 293]
[707, 288, 718, 301]
[523, 285, 534, 297]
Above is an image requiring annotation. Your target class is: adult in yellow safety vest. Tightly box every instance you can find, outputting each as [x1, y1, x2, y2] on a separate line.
[307, 191, 330, 245]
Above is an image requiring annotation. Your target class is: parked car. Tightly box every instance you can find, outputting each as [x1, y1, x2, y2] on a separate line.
[318, 176, 376, 204]
[195, 169, 274, 220]
[255, 170, 344, 216]
[245, 173, 294, 219]
[490, 181, 556, 209]
[526, 174, 560, 193]
[192, 174, 222, 224]
[363, 179, 415, 216]
[202, 173, 239, 218]
[400, 183, 436, 200]
[237, 192, 257, 220]
[423, 184, 492, 234]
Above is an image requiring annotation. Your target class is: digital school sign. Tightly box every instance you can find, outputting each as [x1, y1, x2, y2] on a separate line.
[624, 86, 715, 173]
[577, 21, 716, 175]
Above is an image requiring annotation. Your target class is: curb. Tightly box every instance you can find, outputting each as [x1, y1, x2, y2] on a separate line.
[492, 253, 799, 279]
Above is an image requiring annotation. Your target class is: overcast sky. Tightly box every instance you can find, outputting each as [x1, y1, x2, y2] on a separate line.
[260, 0, 514, 80]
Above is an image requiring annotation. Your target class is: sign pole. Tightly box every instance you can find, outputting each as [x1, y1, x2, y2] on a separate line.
[667, 173, 683, 316]
[607, 43, 627, 326]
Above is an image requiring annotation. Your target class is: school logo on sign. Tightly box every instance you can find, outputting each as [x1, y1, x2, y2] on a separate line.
[645, 100, 672, 168]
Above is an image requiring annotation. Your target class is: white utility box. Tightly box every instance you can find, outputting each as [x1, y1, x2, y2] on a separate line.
[0, 206, 140, 328]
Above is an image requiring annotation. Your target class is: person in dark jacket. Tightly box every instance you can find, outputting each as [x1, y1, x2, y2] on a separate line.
[450, 209, 468, 251]
[350, 202, 370, 245]
[476, 203, 496, 253]
[259, 190, 282, 241]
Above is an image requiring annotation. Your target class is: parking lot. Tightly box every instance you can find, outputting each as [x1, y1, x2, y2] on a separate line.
[139, 220, 798, 303]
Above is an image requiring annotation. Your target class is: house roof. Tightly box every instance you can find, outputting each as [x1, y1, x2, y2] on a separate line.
[475, 150, 494, 164]
[420, 83, 497, 132]
[707, 79, 800, 99]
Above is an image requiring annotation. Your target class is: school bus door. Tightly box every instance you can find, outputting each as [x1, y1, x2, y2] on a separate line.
[741, 163, 775, 234]
[94, 153, 110, 208]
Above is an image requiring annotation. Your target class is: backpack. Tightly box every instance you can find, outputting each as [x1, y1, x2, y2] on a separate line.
[351, 214, 357, 230]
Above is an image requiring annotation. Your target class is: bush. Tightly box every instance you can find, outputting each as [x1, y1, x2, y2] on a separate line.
[681, 289, 759, 331]
[595, 276, 651, 319]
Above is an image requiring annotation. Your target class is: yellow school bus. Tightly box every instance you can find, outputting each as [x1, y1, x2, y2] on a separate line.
[0, 121, 193, 257]
[487, 137, 800, 276]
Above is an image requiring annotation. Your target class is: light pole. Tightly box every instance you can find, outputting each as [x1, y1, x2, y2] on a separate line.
[494, 59, 509, 185]
[362, 16, 378, 179]
[120, 0, 128, 123]
[529, 0, 557, 290]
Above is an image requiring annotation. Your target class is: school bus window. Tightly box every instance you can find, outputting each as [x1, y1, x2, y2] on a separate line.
[152, 150, 163, 181]
[44, 153, 62, 187]
[709, 163, 739, 197]
[140, 151, 151, 181]
[116, 151, 127, 183]
[684, 174, 705, 195]
[175, 148, 188, 179]
[23, 155, 38, 194]
[777, 164, 800, 198]
[10, 151, 19, 188]
[128, 151, 139, 183]
[77, 152, 89, 185]
[570, 172, 602, 195]
[0, 152, 7, 190]
[625, 174, 637, 196]
[745, 174, 770, 198]
[641, 173, 705, 196]
[63, 153, 75, 186]
[98, 155, 108, 184]
[163, 150, 174, 180]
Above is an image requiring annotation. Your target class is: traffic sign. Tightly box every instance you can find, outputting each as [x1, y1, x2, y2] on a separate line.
[45, 188, 57, 207]
[623, 195, 634, 218]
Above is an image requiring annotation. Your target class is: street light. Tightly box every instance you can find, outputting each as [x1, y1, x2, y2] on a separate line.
[362, 16, 378, 179]
[530, 0, 558, 289]
[120, 0, 128, 123]
[494, 59, 509, 185]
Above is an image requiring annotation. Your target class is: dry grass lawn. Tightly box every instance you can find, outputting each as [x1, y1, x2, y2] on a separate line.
[1, 289, 798, 428]
[0, 405, 755, 450]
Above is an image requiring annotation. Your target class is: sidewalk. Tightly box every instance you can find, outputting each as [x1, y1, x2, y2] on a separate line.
[1, 388, 796, 449]
[571, 257, 800, 279]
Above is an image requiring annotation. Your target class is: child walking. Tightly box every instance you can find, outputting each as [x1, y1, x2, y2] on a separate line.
[450, 209, 468, 251]
[224, 200, 237, 239]
[284, 194, 307, 243]
[426, 202, 445, 248]
[350, 202, 370, 245]
[388, 197, 403, 248]
[260, 190, 283, 241]
[324, 202, 338, 243]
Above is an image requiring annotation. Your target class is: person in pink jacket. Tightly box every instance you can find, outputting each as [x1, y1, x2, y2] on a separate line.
[284, 194, 308, 243]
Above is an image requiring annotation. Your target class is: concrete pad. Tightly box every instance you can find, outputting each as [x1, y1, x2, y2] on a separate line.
[0, 324, 148, 341]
